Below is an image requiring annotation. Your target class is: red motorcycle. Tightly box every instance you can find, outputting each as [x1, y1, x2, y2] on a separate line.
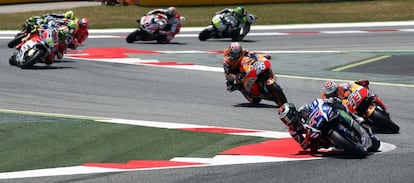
[9, 28, 58, 68]
[344, 84, 399, 133]
[235, 54, 287, 107]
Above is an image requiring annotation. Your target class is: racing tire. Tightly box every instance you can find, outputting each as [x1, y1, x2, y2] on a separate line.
[9, 55, 17, 66]
[126, 30, 141, 43]
[268, 83, 288, 107]
[369, 109, 399, 134]
[330, 130, 369, 158]
[7, 33, 25, 48]
[19, 48, 43, 69]
[198, 29, 212, 41]
[251, 98, 262, 104]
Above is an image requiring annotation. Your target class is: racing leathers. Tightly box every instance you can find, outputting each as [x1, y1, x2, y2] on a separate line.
[223, 47, 250, 91]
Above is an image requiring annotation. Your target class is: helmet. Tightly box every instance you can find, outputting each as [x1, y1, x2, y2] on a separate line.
[234, 6, 246, 18]
[297, 103, 312, 120]
[278, 103, 298, 126]
[79, 18, 89, 28]
[64, 10, 75, 20]
[67, 20, 79, 33]
[57, 25, 70, 40]
[323, 81, 338, 98]
[229, 42, 242, 60]
[166, 7, 177, 16]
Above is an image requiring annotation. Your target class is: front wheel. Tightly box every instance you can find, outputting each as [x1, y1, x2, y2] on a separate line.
[9, 55, 17, 66]
[330, 130, 369, 158]
[126, 30, 141, 43]
[241, 91, 262, 104]
[199, 28, 212, 41]
[18, 48, 43, 69]
[7, 33, 25, 48]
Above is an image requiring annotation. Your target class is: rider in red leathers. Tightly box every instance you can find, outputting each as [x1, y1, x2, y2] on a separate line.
[69, 18, 89, 50]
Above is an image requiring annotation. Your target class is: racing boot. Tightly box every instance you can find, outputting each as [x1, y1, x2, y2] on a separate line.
[55, 50, 63, 59]
[361, 123, 380, 152]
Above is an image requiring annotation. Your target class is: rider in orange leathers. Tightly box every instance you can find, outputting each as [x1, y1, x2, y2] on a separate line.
[223, 42, 250, 92]
[223, 42, 274, 103]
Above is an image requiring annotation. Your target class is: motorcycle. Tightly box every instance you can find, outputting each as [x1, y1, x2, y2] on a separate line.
[126, 13, 169, 43]
[198, 13, 257, 41]
[343, 84, 400, 133]
[234, 53, 287, 107]
[304, 98, 380, 157]
[9, 28, 58, 69]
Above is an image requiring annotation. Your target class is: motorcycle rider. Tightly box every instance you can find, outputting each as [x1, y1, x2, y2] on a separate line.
[223, 42, 274, 103]
[321, 80, 386, 110]
[223, 42, 272, 92]
[145, 6, 183, 43]
[278, 101, 379, 154]
[51, 19, 79, 59]
[215, 6, 254, 41]
[69, 18, 89, 50]
[223, 42, 251, 92]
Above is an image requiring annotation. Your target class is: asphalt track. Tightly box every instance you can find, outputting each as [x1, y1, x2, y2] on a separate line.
[1, 2, 414, 183]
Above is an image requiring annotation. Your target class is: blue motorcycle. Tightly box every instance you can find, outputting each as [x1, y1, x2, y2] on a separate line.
[303, 99, 380, 157]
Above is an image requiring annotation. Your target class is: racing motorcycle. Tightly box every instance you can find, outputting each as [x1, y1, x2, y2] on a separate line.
[198, 12, 257, 41]
[304, 98, 380, 157]
[343, 84, 400, 133]
[9, 28, 58, 69]
[126, 13, 169, 43]
[233, 53, 287, 107]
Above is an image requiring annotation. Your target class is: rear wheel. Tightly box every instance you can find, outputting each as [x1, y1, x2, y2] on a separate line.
[126, 30, 141, 43]
[267, 83, 287, 107]
[369, 109, 399, 133]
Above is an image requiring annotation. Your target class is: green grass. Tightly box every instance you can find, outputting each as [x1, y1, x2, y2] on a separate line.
[0, 0, 414, 30]
[0, 112, 267, 173]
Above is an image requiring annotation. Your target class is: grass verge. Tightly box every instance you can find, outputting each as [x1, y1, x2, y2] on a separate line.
[0, 112, 268, 173]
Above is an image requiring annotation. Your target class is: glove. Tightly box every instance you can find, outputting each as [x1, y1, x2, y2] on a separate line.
[226, 80, 237, 92]
[325, 97, 340, 104]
